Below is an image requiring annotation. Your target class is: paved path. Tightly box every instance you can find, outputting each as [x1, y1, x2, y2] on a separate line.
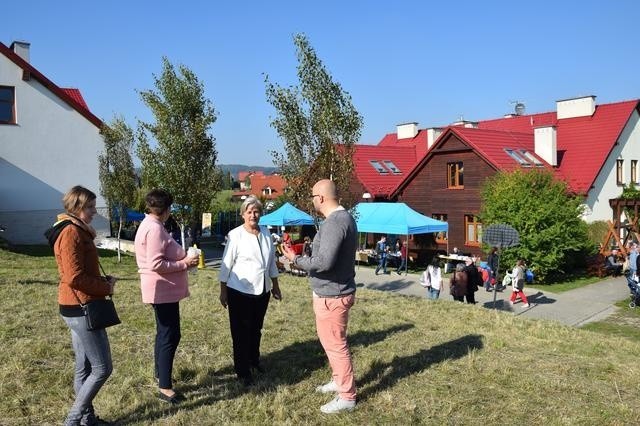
[354, 266, 630, 326]
[202, 243, 630, 327]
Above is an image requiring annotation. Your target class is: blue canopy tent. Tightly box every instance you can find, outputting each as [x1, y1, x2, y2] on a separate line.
[353, 202, 448, 235]
[112, 208, 145, 222]
[258, 202, 315, 226]
[353, 202, 449, 274]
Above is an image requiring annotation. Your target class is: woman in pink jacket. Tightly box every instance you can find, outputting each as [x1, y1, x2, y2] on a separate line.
[134, 189, 198, 404]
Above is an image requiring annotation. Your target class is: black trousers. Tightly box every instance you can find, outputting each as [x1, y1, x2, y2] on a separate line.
[227, 287, 270, 380]
[152, 302, 181, 389]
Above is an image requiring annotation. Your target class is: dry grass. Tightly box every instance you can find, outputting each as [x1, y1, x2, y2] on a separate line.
[1, 246, 640, 425]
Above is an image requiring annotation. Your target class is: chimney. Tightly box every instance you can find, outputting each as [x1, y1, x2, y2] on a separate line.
[426, 128, 443, 149]
[451, 119, 478, 128]
[397, 122, 418, 140]
[10, 41, 30, 63]
[556, 95, 596, 119]
[534, 126, 557, 166]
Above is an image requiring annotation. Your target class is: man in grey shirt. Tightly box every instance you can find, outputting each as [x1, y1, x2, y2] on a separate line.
[283, 179, 357, 414]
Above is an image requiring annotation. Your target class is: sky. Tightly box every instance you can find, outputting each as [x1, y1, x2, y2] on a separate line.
[3, 0, 639, 167]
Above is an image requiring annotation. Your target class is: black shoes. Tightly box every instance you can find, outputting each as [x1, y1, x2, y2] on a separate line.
[158, 391, 185, 405]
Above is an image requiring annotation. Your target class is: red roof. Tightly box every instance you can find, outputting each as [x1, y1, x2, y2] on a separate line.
[233, 173, 287, 200]
[392, 99, 639, 197]
[353, 144, 419, 197]
[0, 41, 102, 128]
[377, 128, 430, 159]
[475, 100, 639, 193]
[61, 88, 89, 110]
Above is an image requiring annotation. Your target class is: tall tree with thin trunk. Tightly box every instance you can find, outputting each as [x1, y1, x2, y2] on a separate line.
[99, 116, 137, 262]
[265, 33, 363, 212]
[137, 57, 219, 247]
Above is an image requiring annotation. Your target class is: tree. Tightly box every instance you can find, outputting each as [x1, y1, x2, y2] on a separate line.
[98, 116, 137, 262]
[265, 33, 363, 212]
[480, 169, 591, 282]
[137, 57, 219, 247]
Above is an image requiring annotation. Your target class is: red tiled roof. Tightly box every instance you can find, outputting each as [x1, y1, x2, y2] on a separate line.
[449, 127, 550, 173]
[0, 41, 102, 128]
[475, 100, 639, 193]
[392, 99, 639, 197]
[233, 173, 287, 200]
[61, 88, 89, 110]
[353, 144, 419, 196]
[377, 129, 430, 159]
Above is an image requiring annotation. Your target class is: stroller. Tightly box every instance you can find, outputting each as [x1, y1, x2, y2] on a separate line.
[628, 274, 640, 308]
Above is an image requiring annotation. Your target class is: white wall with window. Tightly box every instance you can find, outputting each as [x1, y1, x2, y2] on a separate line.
[583, 110, 640, 223]
[0, 51, 107, 243]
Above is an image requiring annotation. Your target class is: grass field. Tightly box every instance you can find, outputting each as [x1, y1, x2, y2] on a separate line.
[1, 246, 640, 425]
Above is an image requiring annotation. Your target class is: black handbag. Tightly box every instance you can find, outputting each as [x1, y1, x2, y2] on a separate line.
[72, 262, 121, 331]
[82, 298, 121, 330]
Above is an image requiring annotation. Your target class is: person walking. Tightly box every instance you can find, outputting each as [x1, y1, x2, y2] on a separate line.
[626, 242, 639, 289]
[374, 236, 388, 275]
[396, 240, 408, 274]
[50, 186, 116, 426]
[134, 189, 199, 404]
[282, 179, 358, 414]
[219, 195, 282, 387]
[509, 259, 530, 308]
[420, 257, 443, 299]
[485, 247, 499, 291]
[463, 256, 481, 304]
[449, 263, 468, 302]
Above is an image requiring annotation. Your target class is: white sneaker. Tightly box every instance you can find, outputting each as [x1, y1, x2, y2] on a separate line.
[315, 380, 339, 393]
[320, 396, 356, 413]
[522, 303, 530, 308]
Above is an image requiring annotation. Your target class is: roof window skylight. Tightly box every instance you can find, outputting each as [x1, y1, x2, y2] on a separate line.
[519, 150, 544, 167]
[369, 160, 389, 174]
[504, 149, 530, 166]
[382, 160, 402, 174]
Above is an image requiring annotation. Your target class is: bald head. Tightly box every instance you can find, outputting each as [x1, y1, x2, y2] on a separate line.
[312, 179, 339, 216]
[313, 179, 337, 199]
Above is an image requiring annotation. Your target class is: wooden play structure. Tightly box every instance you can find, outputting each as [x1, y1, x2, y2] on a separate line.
[586, 198, 640, 277]
[598, 198, 640, 256]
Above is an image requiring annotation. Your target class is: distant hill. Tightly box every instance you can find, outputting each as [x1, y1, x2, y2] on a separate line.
[218, 164, 278, 180]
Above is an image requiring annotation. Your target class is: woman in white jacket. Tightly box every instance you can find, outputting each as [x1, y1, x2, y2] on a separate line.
[219, 196, 282, 386]
[420, 258, 443, 299]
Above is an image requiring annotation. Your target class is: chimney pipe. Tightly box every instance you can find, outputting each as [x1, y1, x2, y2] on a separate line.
[534, 126, 557, 166]
[10, 41, 30, 63]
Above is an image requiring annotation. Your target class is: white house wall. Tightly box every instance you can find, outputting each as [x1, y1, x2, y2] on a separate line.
[0, 55, 108, 243]
[583, 109, 640, 223]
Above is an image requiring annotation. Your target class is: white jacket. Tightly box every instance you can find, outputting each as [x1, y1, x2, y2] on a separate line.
[219, 225, 279, 295]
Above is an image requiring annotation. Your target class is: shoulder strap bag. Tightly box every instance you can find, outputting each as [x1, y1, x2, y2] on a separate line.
[71, 261, 121, 331]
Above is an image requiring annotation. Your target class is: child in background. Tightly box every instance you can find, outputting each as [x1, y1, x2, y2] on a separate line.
[509, 259, 529, 308]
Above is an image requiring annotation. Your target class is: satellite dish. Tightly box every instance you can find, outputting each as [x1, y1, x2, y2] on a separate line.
[515, 102, 525, 115]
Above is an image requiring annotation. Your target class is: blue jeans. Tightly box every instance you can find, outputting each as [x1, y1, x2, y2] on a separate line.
[627, 269, 638, 290]
[375, 255, 387, 274]
[396, 257, 407, 273]
[62, 315, 113, 426]
[427, 287, 440, 300]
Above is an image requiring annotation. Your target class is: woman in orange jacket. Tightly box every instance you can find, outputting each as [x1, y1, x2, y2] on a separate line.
[49, 186, 116, 426]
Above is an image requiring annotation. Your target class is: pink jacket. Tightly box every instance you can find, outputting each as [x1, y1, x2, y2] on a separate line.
[134, 214, 189, 304]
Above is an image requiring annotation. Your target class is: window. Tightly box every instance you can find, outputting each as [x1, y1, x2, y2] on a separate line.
[382, 160, 401, 174]
[432, 214, 447, 243]
[447, 162, 464, 188]
[519, 149, 544, 167]
[632, 160, 638, 184]
[369, 160, 389, 174]
[504, 149, 530, 166]
[616, 160, 624, 185]
[0, 86, 15, 124]
[464, 215, 482, 246]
